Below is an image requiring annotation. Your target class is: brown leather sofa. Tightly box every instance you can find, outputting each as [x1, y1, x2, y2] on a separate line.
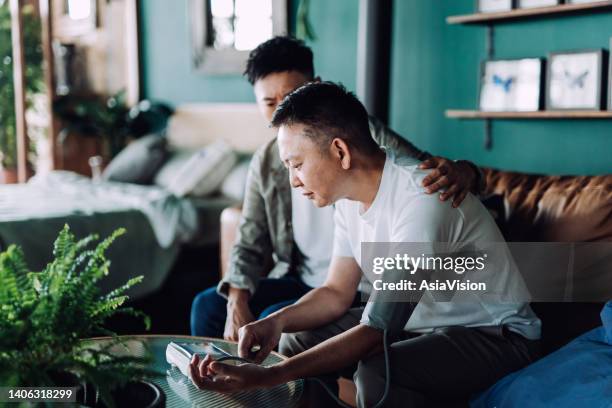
[481, 168, 612, 354]
[482, 169, 612, 242]
[219, 168, 612, 406]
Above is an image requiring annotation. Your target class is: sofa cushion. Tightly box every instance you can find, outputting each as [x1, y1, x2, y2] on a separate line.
[102, 133, 168, 184]
[481, 169, 612, 242]
[154, 141, 237, 197]
[481, 169, 612, 353]
[472, 310, 612, 408]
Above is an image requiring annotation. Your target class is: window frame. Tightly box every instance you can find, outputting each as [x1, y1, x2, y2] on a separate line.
[189, 0, 288, 75]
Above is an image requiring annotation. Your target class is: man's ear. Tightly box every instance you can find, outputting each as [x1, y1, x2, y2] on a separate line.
[331, 138, 352, 170]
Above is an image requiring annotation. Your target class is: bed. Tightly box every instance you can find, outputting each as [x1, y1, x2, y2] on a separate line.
[0, 103, 275, 300]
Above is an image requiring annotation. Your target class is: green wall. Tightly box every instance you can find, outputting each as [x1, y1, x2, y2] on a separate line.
[389, 0, 612, 175]
[140, 0, 611, 175]
[139, 0, 253, 104]
[139, 0, 358, 105]
[304, 0, 358, 91]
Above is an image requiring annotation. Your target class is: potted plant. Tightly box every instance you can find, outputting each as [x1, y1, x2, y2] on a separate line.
[53, 91, 132, 163]
[0, 1, 44, 182]
[0, 225, 163, 407]
[53, 92, 174, 162]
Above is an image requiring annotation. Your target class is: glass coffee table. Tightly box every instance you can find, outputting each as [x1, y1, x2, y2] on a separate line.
[86, 335, 303, 408]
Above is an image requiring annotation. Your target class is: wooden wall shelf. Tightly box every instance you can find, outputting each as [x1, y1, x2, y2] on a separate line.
[446, 110, 612, 119]
[447, 1, 612, 25]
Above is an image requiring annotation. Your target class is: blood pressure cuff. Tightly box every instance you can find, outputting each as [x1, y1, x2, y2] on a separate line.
[360, 271, 425, 332]
[360, 299, 418, 333]
[359, 255, 431, 332]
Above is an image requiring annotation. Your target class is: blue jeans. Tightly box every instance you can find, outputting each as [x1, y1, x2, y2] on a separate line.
[190, 276, 313, 337]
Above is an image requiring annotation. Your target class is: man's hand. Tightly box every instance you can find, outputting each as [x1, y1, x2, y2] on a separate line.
[189, 353, 281, 393]
[189, 324, 383, 394]
[420, 157, 479, 207]
[238, 316, 284, 364]
[224, 288, 255, 341]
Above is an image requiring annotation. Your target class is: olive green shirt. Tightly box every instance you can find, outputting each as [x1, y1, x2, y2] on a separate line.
[217, 117, 434, 297]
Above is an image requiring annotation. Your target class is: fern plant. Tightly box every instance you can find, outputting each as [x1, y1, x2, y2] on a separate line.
[0, 225, 160, 407]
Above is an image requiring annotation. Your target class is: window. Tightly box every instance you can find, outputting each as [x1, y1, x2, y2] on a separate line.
[190, 0, 287, 74]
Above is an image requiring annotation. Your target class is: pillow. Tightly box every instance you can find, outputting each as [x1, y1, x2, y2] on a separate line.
[603, 300, 612, 345]
[154, 140, 237, 197]
[152, 150, 193, 188]
[471, 303, 612, 408]
[102, 133, 168, 184]
[219, 158, 251, 202]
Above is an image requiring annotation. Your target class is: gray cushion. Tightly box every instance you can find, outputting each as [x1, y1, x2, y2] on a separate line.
[102, 133, 168, 184]
[152, 150, 193, 190]
[219, 158, 250, 202]
[153, 141, 237, 197]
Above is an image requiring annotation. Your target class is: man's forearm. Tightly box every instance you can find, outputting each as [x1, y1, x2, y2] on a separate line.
[272, 324, 382, 383]
[228, 286, 250, 304]
[269, 286, 354, 333]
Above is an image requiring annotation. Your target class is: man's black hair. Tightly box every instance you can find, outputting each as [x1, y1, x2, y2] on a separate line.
[271, 82, 379, 155]
[244, 36, 315, 85]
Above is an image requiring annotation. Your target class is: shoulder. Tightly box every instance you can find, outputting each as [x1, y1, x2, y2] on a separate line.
[367, 115, 383, 135]
[368, 116, 394, 147]
[249, 137, 284, 174]
[388, 162, 466, 237]
[388, 155, 429, 192]
[252, 137, 279, 164]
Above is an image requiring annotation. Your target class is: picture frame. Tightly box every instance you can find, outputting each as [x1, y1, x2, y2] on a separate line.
[477, 0, 514, 13]
[516, 0, 562, 9]
[546, 49, 608, 111]
[609, 38, 612, 110]
[566, 0, 609, 4]
[479, 58, 544, 112]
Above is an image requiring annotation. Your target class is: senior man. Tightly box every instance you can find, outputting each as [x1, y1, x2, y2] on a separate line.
[190, 37, 483, 341]
[189, 82, 541, 407]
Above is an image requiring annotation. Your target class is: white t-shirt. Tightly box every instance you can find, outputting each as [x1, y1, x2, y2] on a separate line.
[291, 186, 334, 288]
[333, 152, 541, 339]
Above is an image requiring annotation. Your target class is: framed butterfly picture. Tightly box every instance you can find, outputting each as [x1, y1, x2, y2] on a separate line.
[546, 49, 608, 110]
[566, 0, 609, 4]
[479, 58, 544, 112]
[516, 0, 561, 9]
[478, 0, 514, 13]
[609, 39, 612, 110]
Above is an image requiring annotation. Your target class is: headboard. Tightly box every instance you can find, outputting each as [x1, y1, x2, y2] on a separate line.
[166, 103, 276, 153]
